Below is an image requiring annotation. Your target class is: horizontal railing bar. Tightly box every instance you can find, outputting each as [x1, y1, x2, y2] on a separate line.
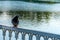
[0, 25, 60, 39]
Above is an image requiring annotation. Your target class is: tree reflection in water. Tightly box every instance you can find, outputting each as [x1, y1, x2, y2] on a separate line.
[5, 11, 52, 23]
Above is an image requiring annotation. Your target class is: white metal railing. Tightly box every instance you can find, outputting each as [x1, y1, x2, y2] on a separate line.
[0, 25, 60, 40]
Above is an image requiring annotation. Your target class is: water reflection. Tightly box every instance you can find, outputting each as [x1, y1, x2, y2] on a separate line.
[0, 11, 52, 28]
[8, 11, 52, 22]
[0, 11, 60, 34]
[0, 12, 12, 26]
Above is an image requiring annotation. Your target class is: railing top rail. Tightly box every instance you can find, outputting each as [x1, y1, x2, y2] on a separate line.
[0, 25, 60, 38]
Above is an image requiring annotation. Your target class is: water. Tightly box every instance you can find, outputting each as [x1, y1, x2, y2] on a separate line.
[0, 1, 60, 40]
[0, 1, 60, 12]
[1, 12, 60, 35]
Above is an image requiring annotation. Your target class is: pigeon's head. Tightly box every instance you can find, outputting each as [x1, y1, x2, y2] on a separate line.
[15, 15, 19, 18]
[13, 15, 19, 20]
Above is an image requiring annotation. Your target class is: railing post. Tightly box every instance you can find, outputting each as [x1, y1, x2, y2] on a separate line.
[44, 36, 48, 40]
[29, 34, 33, 40]
[22, 32, 25, 40]
[15, 31, 19, 40]
[36, 35, 40, 40]
[52, 38, 57, 40]
[9, 30, 12, 40]
[2, 29, 6, 40]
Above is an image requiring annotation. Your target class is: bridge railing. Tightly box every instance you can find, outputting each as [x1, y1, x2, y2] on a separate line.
[0, 25, 60, 40]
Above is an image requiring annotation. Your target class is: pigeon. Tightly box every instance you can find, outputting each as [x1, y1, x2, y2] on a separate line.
[12, 15, 19, 28]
